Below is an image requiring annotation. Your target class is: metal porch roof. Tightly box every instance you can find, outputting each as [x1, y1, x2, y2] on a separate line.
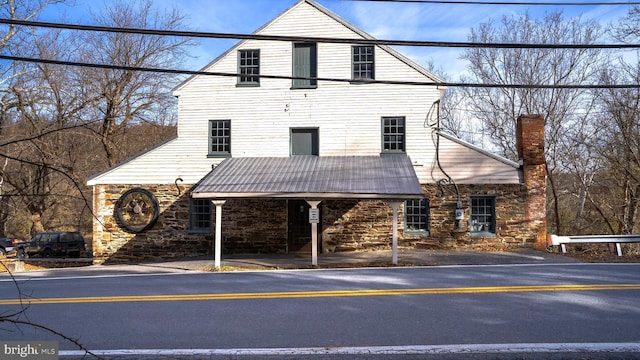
[192, 155, 424, 199]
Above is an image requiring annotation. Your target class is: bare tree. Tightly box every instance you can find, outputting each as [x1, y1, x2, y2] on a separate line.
[591, 60, 640, 234]
[611, 5, 640, 43]
[1, 23, 100, 235]
[0, 0, 67, 237]
[555, 5, 640, 236]
[0, 0, 189, 237]
[459, 11, 604, 234]
[79, 0, 193, 167]
[0, 2, 104, 356]
[0, 158, 9, 236]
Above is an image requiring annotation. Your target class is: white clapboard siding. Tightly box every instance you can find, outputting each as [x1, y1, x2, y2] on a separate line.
[415, 133, 521, 184]
[88, 0, 520, 186]
[86, 138, 223, 186]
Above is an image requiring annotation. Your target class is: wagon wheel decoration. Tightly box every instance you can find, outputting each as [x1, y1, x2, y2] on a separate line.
[115, 188, 160, 233]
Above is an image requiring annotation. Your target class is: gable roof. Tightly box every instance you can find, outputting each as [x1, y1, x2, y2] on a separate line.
[173, 0, 443, 93]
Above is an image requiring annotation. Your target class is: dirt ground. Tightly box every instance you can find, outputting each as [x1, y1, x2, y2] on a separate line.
[0, 258, 92, 272]
[467, 242, 640, 264]
[557, 243, 640, 263]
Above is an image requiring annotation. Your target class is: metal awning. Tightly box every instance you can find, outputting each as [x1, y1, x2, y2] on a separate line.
[192, 155, 423, 199]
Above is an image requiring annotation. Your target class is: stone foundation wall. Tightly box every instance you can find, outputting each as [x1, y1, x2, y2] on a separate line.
[92, 184, 212, 263]
[221, 199, 288, 253]
[321, 184, 535, 251]
[427, 184, 535, 246]
[93, 181, 538, 263]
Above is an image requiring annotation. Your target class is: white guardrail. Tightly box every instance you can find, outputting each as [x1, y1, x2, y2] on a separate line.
[550, 234, 640, 256]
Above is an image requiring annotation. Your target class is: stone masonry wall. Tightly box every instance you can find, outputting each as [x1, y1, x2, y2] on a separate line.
[221, 199, 288, 253]
[92, 184, 213, 263]
[321, 183, 534, 251]
[427, 184, 535, 247]
[93, 181, 540, 263]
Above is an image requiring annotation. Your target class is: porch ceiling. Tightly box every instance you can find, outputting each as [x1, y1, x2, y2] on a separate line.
[192, 155, 424, 200]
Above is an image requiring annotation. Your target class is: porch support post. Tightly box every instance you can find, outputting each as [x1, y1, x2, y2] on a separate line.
[389, 201, 402, 265]
[306, 200, 322, 266]
[212, 200, 226, 269]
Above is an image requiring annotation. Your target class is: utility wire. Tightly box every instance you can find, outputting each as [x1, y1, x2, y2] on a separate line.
[348, 0, 640, 5]
[3, 54, 638, 89]
[1, 19, 639, 49]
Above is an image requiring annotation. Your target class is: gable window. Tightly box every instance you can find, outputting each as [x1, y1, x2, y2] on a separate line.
[290, 128, 319, 156]
[352, 45, 374, 81]
[470, 196, 496, 236]
[189, 197, 212, 233]
[381, 116, 405, 153]
[238, 49, 260, 86]
[292, 43, 317, 89]
[405, 198, 429, 235]
[209, 120, 231, 157]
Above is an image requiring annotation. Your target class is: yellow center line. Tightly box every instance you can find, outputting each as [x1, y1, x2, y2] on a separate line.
[1, 284, 639, 305]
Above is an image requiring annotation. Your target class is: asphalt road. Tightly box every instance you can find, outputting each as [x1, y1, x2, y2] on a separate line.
[1, 263, 640, 359]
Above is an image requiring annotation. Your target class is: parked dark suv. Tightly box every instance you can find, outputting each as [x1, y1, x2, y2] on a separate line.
[0, 237, 17, 256]
[17, 232, 86, 258]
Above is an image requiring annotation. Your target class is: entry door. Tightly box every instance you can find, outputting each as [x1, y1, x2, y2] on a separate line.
[287, 200, 321, 253]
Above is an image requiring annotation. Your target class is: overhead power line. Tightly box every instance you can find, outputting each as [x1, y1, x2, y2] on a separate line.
[0, 19, 639, 49]
[349, 0, 640, 5]
[2, 54, 638, 89]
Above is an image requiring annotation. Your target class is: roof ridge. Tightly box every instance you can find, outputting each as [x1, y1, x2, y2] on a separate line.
[173, 0, 443, 93]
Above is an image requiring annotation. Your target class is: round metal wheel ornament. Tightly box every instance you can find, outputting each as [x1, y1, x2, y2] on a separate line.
[115, 188, 160, 232]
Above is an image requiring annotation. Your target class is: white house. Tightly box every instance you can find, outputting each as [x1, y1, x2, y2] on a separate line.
[87, 0, 546, 265]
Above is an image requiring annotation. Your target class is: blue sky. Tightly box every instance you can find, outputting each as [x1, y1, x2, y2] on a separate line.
[41, 0, 633, 78]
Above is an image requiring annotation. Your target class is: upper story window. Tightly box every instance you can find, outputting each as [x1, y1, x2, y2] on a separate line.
[352, 45, 374, 81]
[381, 116, 405, 153]
[470, 196, 496, 236]
[189, 197, 211, 234]
[292, 43, 317, 89]
[404, 198, 429, 235]
[208, 120, 231, 157]
[290, 128, 319, 156]
[238, 49, 260, 86]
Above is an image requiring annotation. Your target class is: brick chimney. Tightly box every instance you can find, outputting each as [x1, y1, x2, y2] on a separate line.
[516, 115, 547, 249]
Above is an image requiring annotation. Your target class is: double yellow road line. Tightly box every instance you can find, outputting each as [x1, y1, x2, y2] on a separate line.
[1, 283, 639, 305]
